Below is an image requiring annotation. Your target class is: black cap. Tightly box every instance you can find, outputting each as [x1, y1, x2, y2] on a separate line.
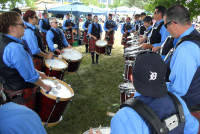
[108, 14, 112, 17]
[66, 13, 70, 15]
[88, 14, 92, 16]
[133, 52, 167, 97]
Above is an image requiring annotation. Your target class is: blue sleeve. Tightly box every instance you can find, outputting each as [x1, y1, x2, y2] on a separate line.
[153, 25, 170, 47]
[39, 20, 48, 33]
[121, 24, 125, 34]
[175, 94, 199, 134]
[168, 41, 200, 96]
[104, 21, 108, 31]
[82, 21, 86, 30]
[62, 20, 67, 30]
[59, 29, 68, 47]
[46, 30, 56, 52]
[23, 29, 41, 55]
[87, 24, 92, 34]
[110, 107, 150, 134]
[3, 43, 39, 83]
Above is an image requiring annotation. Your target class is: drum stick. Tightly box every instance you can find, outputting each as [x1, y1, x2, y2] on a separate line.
[107, 112, 115, 117]
[98, 125, 101, 130]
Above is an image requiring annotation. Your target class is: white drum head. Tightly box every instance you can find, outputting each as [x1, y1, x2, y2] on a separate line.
[83, 127, 111, 134]
[96, 40, 107, 47]
[119, 82, 135, 90]
[45, 58, 68, 69]
[62, 48, 82, 61]
[41, 79, 73, 98]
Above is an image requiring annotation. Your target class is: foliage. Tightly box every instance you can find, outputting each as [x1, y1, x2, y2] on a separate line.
[109, 0, 126, 9]
[144, 0, 200, 18]
[125, 0, 149, 9]
[0, 0, 35, 9]
[80, 0, 106, 8]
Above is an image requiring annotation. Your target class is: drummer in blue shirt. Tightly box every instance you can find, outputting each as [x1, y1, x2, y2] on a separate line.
[62, 13, 76, 45]
[0, 94, 47, 134]
[39, 12, 51, 50]
[89, 52, 199, 134]
[141, 6, 170, 52]
[23, 10, 53, 71]
[46, 17, 72, 55]
[164, 4, 200, 127]
[0, 11, 51, 106]
[88, 15, 103, 65]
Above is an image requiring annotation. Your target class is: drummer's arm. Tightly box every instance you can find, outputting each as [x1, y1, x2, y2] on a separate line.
[34, 79, 51, 92]
[121, 24, 125, 34]
[46, 30, 57, 52]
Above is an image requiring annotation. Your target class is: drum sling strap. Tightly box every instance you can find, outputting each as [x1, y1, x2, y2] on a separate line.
[120, 92, 185, 134]
[164, 34, 200, 82]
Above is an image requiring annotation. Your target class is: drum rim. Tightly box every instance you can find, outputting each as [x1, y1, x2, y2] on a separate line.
[45, 57, 68, 71]
[61, 48, 83, 62]
[95, 40, 107, 47]
[40, 77, 74, 101]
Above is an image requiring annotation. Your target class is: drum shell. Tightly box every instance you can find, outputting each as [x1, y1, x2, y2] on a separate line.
[36, 91, 71, 123]
[44, 58, 68, 80]
[95, 45, 106, 54]
[124, 60, 134, 82]
[119, 83, 135, 104]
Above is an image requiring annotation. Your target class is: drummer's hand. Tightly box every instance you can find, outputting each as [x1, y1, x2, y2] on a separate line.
[138, 38, 145, 43]
[109, 28, 112, 31]
[139, 35, 143, 38]
[93, 36, 97, 40]
[46, 52, 54, 59]
[152, 46, 161, 52]
[86, 28, 88, 31]
[42, 84, 51, 92]
[89, 128, 102, 134]
[141, 43, 150, 49]
[68, 45, 72, 48]
[55, 49, 61, 53]
[133, 31, 138, 35]
[39, 72, 47, 79]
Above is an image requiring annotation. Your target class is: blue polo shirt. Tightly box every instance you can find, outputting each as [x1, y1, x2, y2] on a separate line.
[121, 22, 134, 34]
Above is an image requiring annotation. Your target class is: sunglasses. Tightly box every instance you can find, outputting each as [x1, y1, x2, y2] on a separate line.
[164, 21, 177, 28]
[32, 16, 38, 19]
[52, 22, 59, 24]
[15, 22, 25, 27]
[154, 11, 160, 14]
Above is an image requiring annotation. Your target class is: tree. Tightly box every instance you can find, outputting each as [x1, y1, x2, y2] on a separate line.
[109, 0, 126, 9]
[0, 0, 35, 9]
[80, 0, 106, 8]
[144, 0, 200, 18]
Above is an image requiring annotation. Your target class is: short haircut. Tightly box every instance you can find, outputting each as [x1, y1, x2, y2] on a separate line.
[0, 11, 21, 34]
[127, 17, 131, 21]
[134, 14, 140, 18]
[155, 5, 166, 17]
[42, 12, 48, 16]
[23, 10, 36, 22]
[165, 4, 191, 25]
[140, 12, 146, 17]
[88, 14, 92, 16]
[11, 8, 22, 15]
[49, 17, 57, 24]
[93, 15, 98, 19]
[143, 16, 153, 25]
[109, 14, 112, 17]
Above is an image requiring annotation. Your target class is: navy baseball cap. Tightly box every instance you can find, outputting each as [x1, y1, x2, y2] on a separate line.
[132, 51, 167, 97]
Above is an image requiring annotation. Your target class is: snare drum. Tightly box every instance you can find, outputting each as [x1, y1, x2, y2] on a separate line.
[62, 48, 82, 73]
[127, 39, 139, 47]
[83, 127, 111, 134]
[44, 57, 68, 80]
[36, 77, 74, 127]
[124, 45, 142, 53]
[124, 60, 134, 82]
[119, 82, 135, 104]
[95, 40, 107, 54]
[124, 51, 137, 61]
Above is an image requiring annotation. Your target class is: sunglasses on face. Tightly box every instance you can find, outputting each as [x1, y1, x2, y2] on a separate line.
[14, 22, 25, 27]
[154, 11, 160, 14]
[164, 21, 177, 29]
[52, 22, 59, 24]
[32, 16, 38, 19]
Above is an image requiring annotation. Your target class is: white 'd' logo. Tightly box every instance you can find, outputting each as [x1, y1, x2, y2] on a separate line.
[149, 71, 157, 81]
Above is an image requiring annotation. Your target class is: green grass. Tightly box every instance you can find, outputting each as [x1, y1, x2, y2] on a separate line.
[46, 29, 125, 134]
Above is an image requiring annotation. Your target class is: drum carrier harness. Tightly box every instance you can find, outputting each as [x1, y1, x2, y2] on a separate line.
[120, 92, 185, 134]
